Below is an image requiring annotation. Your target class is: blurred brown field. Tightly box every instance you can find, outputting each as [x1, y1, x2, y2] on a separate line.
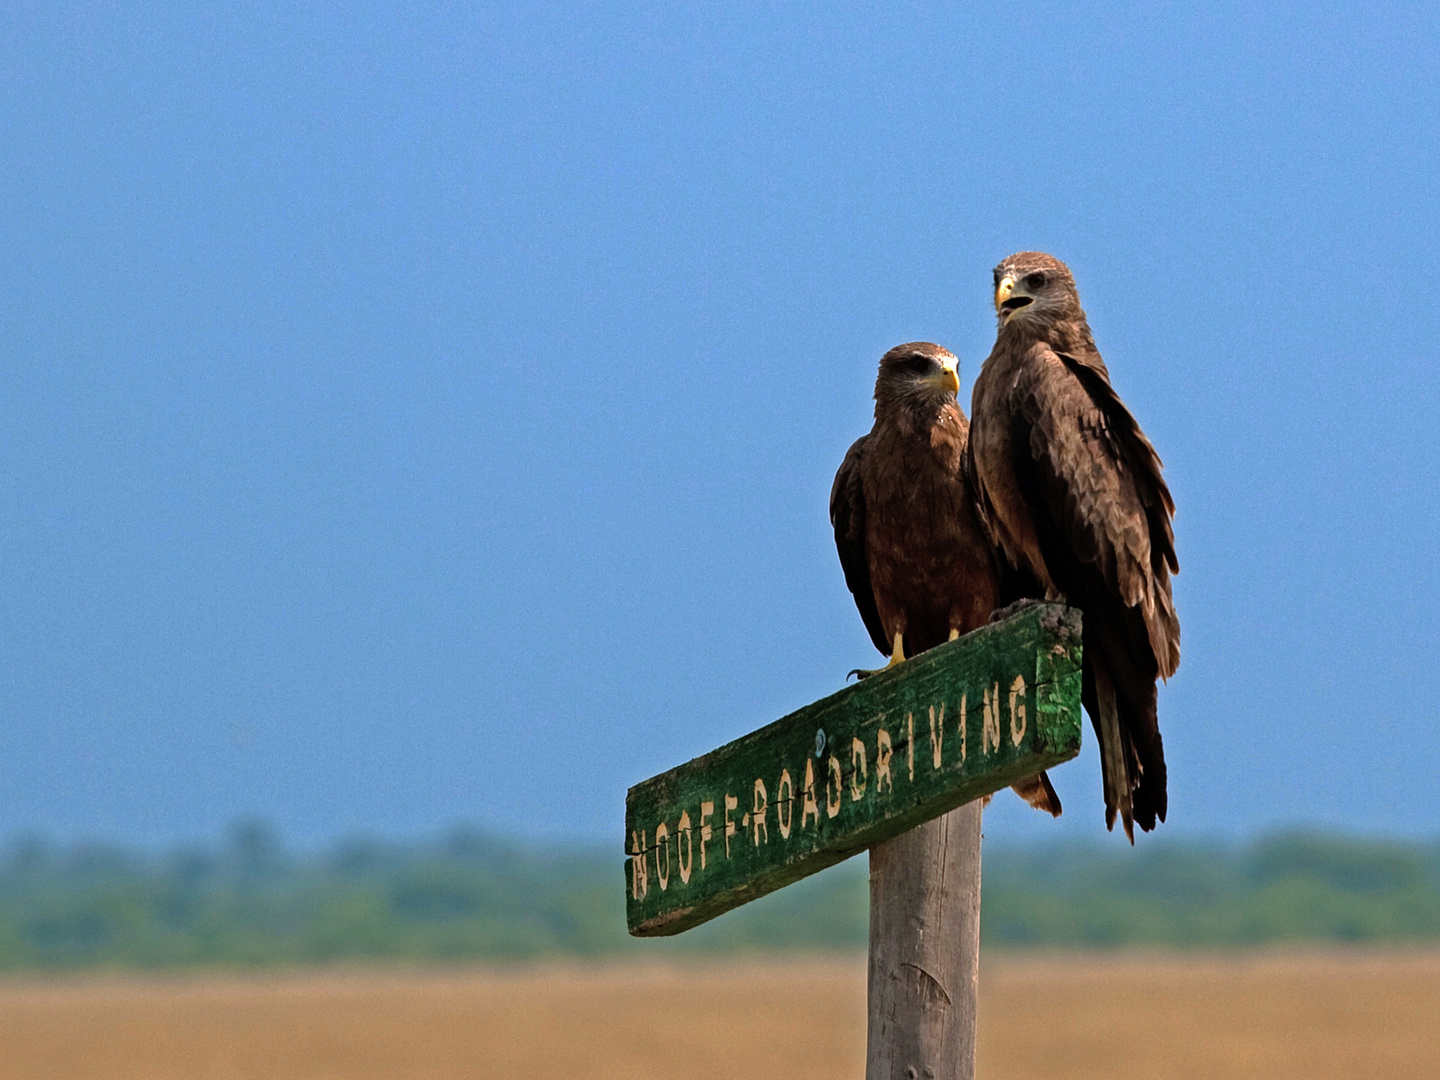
[0, 951, 1436, 1079]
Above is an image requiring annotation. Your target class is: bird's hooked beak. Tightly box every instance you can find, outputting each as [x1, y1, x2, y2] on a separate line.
[927, 355, 960, 396]
[995, 274, 1035, 321]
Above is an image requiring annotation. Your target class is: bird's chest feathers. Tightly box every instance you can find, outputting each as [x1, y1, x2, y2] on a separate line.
[885, 407, 964, 474]
[970, 344, 1060, 589]
[863, 416, 967, 541]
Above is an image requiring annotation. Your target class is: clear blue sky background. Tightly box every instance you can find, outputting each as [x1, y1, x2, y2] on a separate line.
[2, 3, 1436, 848]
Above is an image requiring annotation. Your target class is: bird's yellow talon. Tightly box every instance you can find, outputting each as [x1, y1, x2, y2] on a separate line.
[849, 632, 906, 681]
[886, 632, 906, 667]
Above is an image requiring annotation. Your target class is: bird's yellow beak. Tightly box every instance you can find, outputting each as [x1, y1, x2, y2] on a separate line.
[926, 356, 960, 395]
[995, 275, 1016, 311]
[995, 274, 1035, 320]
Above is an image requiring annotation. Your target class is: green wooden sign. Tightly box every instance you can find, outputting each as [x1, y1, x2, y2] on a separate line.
[625, 602, 1083, 936]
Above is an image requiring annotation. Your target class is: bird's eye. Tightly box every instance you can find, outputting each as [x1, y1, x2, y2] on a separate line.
[903, 356, 932, 375]
[1023, 272, 1047, 291]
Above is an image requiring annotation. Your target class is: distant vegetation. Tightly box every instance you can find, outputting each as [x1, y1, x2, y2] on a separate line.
[0, 824, 1436, 970]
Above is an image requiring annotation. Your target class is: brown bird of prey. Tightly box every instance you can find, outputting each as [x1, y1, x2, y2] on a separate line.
[831, 341, 1060, 817]
[968, 253, 1179, 840]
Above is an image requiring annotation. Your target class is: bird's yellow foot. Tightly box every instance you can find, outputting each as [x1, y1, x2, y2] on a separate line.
[849, 632, 905, 681]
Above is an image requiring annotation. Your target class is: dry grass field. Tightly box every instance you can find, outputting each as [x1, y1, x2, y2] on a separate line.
[0, 951, 1435, 1079]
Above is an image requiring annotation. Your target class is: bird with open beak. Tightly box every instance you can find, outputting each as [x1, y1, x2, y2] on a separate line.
[968, 252, 1179, 840]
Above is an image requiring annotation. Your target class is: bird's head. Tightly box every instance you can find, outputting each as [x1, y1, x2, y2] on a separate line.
[873, 342, 961, 410]
[993, 252, 1083, 333]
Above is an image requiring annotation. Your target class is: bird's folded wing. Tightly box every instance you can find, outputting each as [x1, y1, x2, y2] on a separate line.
[1015, 348, 1180, 678]
[830, 435, 889, 656]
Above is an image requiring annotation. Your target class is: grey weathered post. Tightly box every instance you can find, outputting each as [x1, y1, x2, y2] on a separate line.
[866, 802, 981, 1080]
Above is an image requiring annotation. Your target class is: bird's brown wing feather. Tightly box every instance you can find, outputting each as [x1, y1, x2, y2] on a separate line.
[1010, 347, 1178, 833]
[1016, 350, 1180, 677]
[830, 435, 889, 656]
[1056, 353, 1179, 678]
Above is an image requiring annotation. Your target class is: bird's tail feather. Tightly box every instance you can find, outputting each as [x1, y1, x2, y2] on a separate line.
[1011, 771, 1062, 817]
[1093, 660, 1136, 843]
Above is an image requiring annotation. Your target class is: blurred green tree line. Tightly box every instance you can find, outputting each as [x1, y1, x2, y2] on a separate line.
[0, 824, 1436, 970]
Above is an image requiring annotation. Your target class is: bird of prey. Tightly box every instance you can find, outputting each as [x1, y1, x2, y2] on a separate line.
[968, 253, 1179, 841]
[831, 341, 1061, 817]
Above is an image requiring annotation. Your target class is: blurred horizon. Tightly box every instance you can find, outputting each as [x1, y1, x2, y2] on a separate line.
[9, 815, 1438, 860]
[2, 3, 1438, 849]
[1, 819, 1436, 972]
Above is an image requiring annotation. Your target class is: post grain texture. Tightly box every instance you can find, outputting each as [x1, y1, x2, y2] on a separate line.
[867, 802, 982, 1080]
[625, 602, 1081, 936]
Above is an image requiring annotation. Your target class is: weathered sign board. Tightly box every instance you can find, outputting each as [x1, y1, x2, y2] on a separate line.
[625, 601, 1083, 936]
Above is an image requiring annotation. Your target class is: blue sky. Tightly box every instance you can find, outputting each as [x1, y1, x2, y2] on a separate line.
[1, 2, 1437, 847]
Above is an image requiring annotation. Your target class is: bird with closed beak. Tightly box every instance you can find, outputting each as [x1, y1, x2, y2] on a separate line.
[832, 341, 1062, 818]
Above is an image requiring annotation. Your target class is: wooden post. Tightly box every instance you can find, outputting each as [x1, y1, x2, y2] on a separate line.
[866, 801, 982, 1080]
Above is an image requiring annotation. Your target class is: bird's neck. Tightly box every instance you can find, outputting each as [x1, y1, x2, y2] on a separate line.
[877, 397, 966, 471]
[1002, 314, 1096, 355]
[876, 392, 951, 431]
